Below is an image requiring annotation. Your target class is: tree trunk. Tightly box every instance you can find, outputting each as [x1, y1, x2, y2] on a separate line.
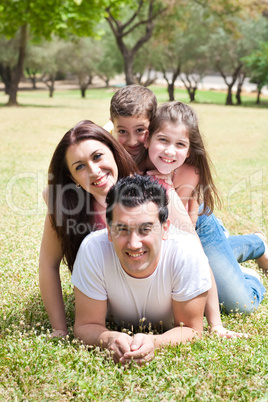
[226, 86, 233, 105]
[44, 77, 55, 98]
[49, 86, 54, 97]
[217, 63, 242, 107]
[256, 87, 261, 104]
[168, 83, 175, 101]
[81, 87, 86, 98]
[236, 87, 242, 105]
[105, 1, 164, 86]
[0, 64, 12, 94]
[236, 72, 246, 105]
[188, 88, 197, 102]
[124, 51, 135, 85]
[7, 24, 27, 106]
[26, 68, 37, 89]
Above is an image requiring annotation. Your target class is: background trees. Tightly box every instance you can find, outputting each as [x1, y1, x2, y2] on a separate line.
[243, 42, 268, 104]
[0, 0, 267, 106]
[0, 0, 126, 105]
[105, 0, 168, 85]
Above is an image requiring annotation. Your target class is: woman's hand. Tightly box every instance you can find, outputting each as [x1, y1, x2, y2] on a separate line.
[49, 329, 68, 338]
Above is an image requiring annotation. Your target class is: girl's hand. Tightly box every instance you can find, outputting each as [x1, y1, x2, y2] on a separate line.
[146, 170, 173, 187]
[210, 324, 249, 339]
[146, 170, 175, 196]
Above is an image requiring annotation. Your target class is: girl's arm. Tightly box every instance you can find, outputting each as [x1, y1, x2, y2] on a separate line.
[146, 170, 196, 234]
[173, 164, 200, 226]
[39, 213, 68, 337]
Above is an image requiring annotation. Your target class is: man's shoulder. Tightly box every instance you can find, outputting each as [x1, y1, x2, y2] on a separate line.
[166, 225, 197, 245]
[80, 228, 109, 249]
[163, 225, 207, 261]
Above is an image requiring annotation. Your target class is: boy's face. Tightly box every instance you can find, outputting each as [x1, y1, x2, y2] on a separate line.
[113, 115, 150, 158]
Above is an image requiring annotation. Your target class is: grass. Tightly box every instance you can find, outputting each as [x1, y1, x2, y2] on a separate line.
[0, 87, 267, 401]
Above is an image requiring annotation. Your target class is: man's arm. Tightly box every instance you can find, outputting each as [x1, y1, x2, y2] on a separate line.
[73, 287, 133, 363]
[122, 292, 208, 365]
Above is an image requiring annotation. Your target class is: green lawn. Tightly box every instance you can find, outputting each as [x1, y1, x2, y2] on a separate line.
[0, 87, 267, 401]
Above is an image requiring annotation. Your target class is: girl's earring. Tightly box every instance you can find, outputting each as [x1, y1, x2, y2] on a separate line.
[76, 183, 81, 188]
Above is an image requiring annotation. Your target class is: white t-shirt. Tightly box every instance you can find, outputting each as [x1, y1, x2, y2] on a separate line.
[103, 120, 114, 135]
[72, 226, 211, 331]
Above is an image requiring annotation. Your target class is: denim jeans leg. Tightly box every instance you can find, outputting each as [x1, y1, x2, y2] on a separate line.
[227, 234, 265, 262]
[196, 210, 266, 314]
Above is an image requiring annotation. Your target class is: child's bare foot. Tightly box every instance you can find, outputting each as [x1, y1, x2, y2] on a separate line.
[254, 232, 268, 271]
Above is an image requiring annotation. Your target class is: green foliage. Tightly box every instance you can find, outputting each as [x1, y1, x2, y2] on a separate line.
[0, 0, 104, 38]
[0, 88, 267, 400]
[243, 42, 268, 92]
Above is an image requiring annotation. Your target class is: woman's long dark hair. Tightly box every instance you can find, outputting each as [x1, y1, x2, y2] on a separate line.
[147, 102, 221, 215]
[48, 120, 138, 271]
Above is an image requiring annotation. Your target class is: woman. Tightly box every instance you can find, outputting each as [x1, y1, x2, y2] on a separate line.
[39, 120, 138, 337]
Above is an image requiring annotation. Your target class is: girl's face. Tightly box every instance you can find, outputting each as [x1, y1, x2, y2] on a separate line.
[66, 139, 118, 200]
[146, 123, 190, 174]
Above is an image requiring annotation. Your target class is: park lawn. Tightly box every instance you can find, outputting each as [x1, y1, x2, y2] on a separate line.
[0, 88, 267, 401]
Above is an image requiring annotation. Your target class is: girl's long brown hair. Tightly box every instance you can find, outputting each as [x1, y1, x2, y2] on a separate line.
[48, 120, 138, 271]
[148, 102, 221, 215]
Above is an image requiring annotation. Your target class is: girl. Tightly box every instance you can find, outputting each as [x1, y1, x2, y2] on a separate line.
[140, 101, 266, 314]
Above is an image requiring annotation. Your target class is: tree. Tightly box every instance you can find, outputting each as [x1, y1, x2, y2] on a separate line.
[149, 1, 212, 101]
[39, 39, 69, 97]
[235, 70, 246, 105]
[24, 41, 45, 89]
[0, 34, 20, 95]
[94, 31, 124, 87]
[243, 42, 268, 104]
[208, 15, 268, 105]
[105, 0, 167, 85]
[0, 0, 127, 106]
[61, 37, 99, 98]
[132, 43, 158, 87]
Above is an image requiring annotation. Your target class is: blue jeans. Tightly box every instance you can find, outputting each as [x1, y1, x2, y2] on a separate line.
[196, 210, 266, 314]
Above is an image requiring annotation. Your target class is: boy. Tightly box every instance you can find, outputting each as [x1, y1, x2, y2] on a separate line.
[104, 84, 157, 162]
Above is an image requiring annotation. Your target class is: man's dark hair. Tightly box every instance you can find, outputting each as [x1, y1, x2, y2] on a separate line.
[106, 174, 169, 226]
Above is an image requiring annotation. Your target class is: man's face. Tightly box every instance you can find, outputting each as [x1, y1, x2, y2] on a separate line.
[107, 202, 169, 278]
[113, 115, 150, 158]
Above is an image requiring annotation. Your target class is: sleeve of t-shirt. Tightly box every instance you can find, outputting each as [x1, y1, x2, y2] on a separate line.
[103, 120, 114, 135]
[71, 235, 108, 301]
[170, 233, 212, 302]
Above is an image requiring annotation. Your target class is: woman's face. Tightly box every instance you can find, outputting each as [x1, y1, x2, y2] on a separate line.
[66, 139, 118, 200]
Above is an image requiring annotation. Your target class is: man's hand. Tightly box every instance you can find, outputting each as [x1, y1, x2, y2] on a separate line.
[120, 333, 156, 365]
[210, 324, 249, 339]
[107, 333, 133, 364]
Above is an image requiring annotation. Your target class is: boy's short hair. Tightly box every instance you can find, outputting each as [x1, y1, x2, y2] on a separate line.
[110, 85, 157, 122]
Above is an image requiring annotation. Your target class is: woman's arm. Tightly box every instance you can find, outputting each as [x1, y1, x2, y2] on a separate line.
[39, 213, 68, 337]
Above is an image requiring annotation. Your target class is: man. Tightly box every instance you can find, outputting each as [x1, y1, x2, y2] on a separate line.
[72, 175, 211, 365]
